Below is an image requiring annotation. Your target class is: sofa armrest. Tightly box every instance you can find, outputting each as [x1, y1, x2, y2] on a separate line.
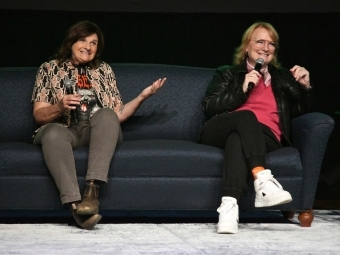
[291, 112, 335, 209]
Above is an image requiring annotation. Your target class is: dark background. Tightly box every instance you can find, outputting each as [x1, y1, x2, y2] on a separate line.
[1, 0, 340, 202]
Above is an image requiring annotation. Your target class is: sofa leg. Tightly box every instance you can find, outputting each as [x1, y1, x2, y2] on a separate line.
[281, 210, 295, 219]
[298, 209, 314, 227]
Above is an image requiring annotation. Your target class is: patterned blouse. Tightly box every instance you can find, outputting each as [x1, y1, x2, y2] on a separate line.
[31, 60, 123, 127]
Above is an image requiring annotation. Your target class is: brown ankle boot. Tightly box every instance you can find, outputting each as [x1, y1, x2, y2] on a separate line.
[77, 183, 100, 215]
[70, 203, 102, 230]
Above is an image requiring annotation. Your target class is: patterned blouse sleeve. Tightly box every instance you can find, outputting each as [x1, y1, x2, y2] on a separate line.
[105, 64, 123, 112]
[31, 62, 58, 104]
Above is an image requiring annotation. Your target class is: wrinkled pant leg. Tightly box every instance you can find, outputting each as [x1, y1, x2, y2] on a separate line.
[200, 111, 268, 201]
[225, 110, 267, 168]
[200, 110, 266, 167]
[80, 108, 123, 183]
[33, 123, 80, 205]
[222, 132, 249, 201]
[221, 127, 281, 201]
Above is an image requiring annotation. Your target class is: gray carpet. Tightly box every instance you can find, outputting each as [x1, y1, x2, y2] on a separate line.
[1, 210, 340, 254]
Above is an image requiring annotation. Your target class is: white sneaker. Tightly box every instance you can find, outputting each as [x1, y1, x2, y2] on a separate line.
[254, 169, 293, 207]
[217, 196, 239, 234]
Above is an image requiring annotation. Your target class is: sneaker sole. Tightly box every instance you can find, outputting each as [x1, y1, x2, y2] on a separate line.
[217, 225, 238, 234]
[255, 193, 293, 208]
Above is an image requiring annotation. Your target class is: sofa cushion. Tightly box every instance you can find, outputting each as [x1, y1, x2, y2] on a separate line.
[111, 64, 215, 142]
[0, 68, 38, 143]
[0, 141, 302, 178]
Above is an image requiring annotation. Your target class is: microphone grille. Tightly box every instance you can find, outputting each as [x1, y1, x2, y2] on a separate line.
[64, 77, 72, 88]
[256, 58, 264, 65]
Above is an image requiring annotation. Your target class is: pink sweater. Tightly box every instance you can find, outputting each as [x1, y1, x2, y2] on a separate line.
[234, 78, 282, 141]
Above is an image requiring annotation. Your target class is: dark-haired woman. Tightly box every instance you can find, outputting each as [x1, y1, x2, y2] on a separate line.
[31, 21, 166, 230]
[200, 22, 313, 234]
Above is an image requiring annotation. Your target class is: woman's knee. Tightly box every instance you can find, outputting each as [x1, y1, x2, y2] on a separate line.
[39, 124, 69, 144]
[91, 108, 119, 125]
[234, 110, 258, 125]
[226, 132, 242, 149]
[236, 110, 256, 119]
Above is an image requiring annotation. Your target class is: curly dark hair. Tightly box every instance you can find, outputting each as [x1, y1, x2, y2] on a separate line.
[55, 21, 105, 69]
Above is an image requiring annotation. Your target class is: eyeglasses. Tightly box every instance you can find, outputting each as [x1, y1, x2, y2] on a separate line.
[251, 39, 277, 50]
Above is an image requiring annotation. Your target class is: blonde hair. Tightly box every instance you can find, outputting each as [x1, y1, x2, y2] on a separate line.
[233, 22, 280, 68]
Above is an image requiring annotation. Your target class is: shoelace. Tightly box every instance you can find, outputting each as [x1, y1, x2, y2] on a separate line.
[217, 203, 234, 214]
[258, 174, 283, 191]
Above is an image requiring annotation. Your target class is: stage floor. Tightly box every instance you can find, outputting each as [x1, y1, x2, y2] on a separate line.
[1, 210, 340, 254]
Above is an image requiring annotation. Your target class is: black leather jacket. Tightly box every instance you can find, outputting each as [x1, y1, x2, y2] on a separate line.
[202, 62, 313, 145]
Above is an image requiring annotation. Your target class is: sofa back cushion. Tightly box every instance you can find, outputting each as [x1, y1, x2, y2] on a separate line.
[112, 64, 214, 141]
[0, 64, 215, 143]
[0, 68, 38, 143]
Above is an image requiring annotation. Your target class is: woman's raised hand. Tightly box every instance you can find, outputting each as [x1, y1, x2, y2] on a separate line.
[290, 65, 311, 88]
[140, 78, 167, 99]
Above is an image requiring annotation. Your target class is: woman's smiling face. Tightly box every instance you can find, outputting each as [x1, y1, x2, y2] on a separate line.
[246, 27, 276, 67]
[71, 33, 98, 65]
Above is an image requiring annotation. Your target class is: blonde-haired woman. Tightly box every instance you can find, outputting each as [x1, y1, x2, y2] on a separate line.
[200, 22, 313, 234]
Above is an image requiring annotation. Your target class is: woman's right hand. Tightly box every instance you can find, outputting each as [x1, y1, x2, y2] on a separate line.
[243, 70, 262, 93]
[33, 94, 80, 126]
[57, 94, 81, 112]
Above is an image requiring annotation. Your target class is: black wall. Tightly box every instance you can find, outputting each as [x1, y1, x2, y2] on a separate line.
[1, 0, 340, 13]
[2, 10, 340, 113]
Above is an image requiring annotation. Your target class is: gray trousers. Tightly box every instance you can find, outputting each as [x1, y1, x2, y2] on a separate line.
[33, 108, 123, 205]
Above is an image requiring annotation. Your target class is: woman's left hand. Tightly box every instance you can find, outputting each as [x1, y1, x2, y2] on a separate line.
[290, 65, 311, 88]
[140, 78, 167, 99]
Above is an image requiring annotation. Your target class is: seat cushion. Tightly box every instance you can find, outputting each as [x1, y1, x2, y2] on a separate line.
[266, 147, 302, 177]
[0, 141, 303, 210]
[0, 141, 302, 178]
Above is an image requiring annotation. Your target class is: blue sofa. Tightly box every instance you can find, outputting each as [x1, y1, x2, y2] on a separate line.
[0, 63, 334, 226]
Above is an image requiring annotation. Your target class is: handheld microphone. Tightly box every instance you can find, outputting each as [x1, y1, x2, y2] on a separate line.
[247, 58, 264, 91]
[64, 78, 78, 124]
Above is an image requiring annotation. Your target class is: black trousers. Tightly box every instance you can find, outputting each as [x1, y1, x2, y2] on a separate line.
[200, 110, 282, 202]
